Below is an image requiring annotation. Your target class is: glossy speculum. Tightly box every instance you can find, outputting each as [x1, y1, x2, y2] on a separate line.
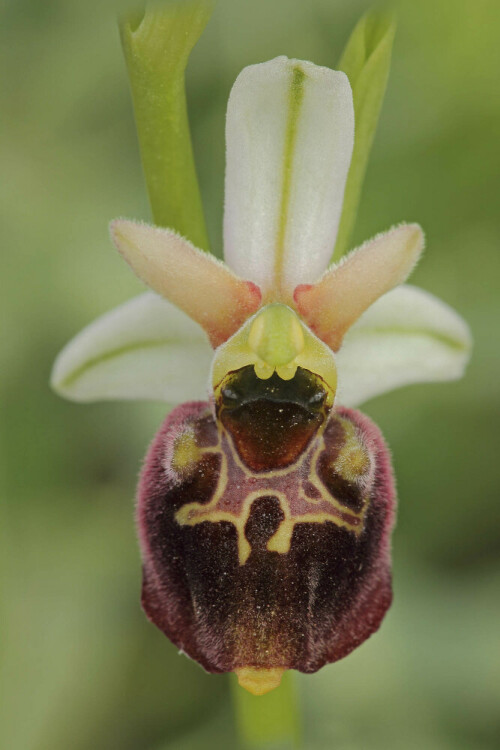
[137, 365, 396, 690]
[217, 365, 329, 471]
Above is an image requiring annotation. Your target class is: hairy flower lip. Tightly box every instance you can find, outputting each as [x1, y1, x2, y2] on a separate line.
[138, 400, 395, 678]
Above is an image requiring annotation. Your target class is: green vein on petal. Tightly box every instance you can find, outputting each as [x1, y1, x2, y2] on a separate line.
[224, 57, 353, 294]
[274, 65, 306, 294]
[345, 326, 469, 351]
[58, 340, 174, 389]
[50, 293, 213, 404]
[335, 285, 472, 406]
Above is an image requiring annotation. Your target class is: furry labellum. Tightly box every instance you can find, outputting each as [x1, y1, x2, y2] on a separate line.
[138, 357, 396, 695]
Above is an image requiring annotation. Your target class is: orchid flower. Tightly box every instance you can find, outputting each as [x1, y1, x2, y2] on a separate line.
[51, 56, 471, 695]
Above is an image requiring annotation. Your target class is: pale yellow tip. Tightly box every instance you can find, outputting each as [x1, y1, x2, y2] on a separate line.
[235, 667, 285, 695]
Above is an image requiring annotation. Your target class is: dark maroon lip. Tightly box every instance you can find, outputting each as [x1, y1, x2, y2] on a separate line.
[136, 400, 396, 677]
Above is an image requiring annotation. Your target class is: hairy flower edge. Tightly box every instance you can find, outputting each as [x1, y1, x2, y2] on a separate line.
[137, 399, 395, 694]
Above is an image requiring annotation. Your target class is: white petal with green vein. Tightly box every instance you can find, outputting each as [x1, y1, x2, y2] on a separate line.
[51, 293, 213, 403]
[335, 285, 472, 407]
[223, 56, 354, 300]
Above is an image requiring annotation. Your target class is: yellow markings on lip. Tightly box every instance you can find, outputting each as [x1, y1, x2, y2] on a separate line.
[211, 303, 338, 400]
[333, 421, 371, 483]
[171, 429, 202, 473]
[174, 423, 368, 566]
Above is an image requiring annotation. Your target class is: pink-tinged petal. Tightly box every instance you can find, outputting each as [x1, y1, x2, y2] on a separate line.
[110, 219, 261, 347]
[294, 223, 424, 351]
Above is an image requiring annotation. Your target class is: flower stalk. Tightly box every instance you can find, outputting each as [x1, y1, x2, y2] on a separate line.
[231, 671, 301, 749]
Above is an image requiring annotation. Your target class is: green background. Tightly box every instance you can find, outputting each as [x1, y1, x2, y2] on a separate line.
[1, 0, 499, 747]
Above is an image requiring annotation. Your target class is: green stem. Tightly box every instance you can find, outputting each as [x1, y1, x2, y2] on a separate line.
[333, 11, 396, 262]
[119, 1, 213, 250]
[231, 672, 301, 749]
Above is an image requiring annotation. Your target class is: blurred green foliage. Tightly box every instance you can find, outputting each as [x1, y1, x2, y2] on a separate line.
[1, 0, 499, 748]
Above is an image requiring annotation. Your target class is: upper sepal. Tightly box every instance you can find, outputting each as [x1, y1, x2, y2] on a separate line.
[224, 56, 354, 300]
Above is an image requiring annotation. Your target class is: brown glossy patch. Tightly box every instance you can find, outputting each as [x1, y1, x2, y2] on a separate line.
[216, 365, 329, 471]
[221, 400, 322, 471]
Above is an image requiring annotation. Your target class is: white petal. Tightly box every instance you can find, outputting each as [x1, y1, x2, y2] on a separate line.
[335, 285, 472, 407]
[224, 56, 354, 300]
[51, 293, 213, 403]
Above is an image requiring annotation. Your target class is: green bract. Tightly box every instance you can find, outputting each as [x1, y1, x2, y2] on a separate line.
[335, 11, 396, 260]
[120, 1, 212, 249]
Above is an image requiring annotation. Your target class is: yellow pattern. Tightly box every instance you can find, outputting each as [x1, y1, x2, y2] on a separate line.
[171, 429, 201, 472]
[174, 418, 370, 566]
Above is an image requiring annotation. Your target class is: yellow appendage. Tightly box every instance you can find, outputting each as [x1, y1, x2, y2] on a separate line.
[211, 303, 337, 401]
[235, 667, 285, 695]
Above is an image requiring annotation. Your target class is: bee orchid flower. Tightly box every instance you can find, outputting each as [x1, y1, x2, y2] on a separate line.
[51, 57, 471, 695]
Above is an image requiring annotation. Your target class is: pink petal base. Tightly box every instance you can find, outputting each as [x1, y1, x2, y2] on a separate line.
[137, 402, 396, 675]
